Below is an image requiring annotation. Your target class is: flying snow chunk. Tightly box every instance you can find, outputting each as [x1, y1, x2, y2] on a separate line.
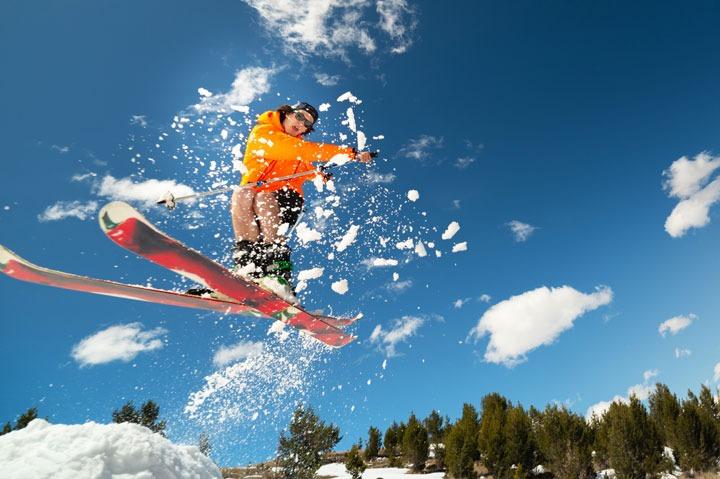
[336, 225, 359, 252]
[357, 131, 367, 150]
[442, 221, 461, 240]
[452, 242, 468, 252]
[344, 107, 357, 132]
[407, 190, 420, 202]
[363, 258, 399, 268]
[396, 238, 414, 250]
[415, 241, 428, 257]
[198, 87, 213, 97]
[0, 419, 221, 478]
[327, 153, 353, 167]
[319, 103, 331, 112]
[298, 267, 324, 281]
[337, 91, 361, 104]
[332, 279, 349, 295]
[393, 272, 400, 281]
[295, 223, 322, 244]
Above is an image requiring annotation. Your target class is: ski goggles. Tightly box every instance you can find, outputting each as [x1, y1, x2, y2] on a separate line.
[292, 110, 315, 130]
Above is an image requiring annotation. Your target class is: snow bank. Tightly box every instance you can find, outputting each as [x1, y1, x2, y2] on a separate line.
[0, 419, 221, 479]
[317, 463, 445, 478]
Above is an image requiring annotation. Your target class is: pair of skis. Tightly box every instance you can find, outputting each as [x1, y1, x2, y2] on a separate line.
[0, 202, 358, 347]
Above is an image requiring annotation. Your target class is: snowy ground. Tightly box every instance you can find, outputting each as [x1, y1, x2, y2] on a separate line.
[0, 419, 221, 478]
[317, 463, 445, 479]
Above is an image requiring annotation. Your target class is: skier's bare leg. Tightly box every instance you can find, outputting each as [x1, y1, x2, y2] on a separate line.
[231, 188, 260, 241]
[254, 191, 284, 244]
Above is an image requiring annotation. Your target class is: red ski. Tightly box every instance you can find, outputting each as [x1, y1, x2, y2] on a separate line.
[0, 244, 261, 316]
[98, 201, 357, 347]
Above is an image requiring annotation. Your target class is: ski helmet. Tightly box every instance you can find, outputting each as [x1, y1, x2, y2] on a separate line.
[293, 102, 319, 123]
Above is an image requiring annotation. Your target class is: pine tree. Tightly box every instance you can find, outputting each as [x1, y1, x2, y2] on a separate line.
[444, 403, 479, 478]
[365, 426, 381, 461]
[1, 422, 11, 436]
[601, 397, 663, 479]
[276, 405, 340, 479]
[384, 422, 402, 466]
[535, 405, 593, 479]
[501, 405, 535, 478]
[675, 388, 720, 472]
[111, 400, 166, 436]
[478, 393, 510, 477]
[199, 431, 212, 457]
[345, 442, 366, 479]
[14, 407, 39, 430]
[648, 383, 681, 449]
[403, 413, 429, 471]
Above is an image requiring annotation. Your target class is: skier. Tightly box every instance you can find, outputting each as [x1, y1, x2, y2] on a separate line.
[229, 102, 373, 302]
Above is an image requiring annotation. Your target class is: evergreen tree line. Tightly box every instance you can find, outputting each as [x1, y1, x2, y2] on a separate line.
[349, 383, 720, 479]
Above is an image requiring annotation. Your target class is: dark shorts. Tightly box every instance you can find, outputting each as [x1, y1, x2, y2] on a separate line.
[274, 188, 304, 227]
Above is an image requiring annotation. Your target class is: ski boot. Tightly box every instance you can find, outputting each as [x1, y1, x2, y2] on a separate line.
[254, 242, 299, 305]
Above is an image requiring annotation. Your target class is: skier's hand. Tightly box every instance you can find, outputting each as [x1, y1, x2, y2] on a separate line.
[356, 151, 375, 163]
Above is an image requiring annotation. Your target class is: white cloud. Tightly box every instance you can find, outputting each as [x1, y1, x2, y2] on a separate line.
[454, 157, 476, 169]
[193, 66, 276, 113]
[71, 323, 167, 367]
[675, 348, 691, 358]
[469, 285, 613, 366]
[365, 171, 396, 184]
[664, 177, 720, 238]
[376, 0, 417, 54]
[314, 73, 340, 86]
[51, 145, 70, 154]
[399, 135, 444, 160]
[479, 294, 492, 303]
[714, 363, 720, 382]
[387, 279, 412, 293]
[95, 175, 196, 208]
[658, 314, 696, 337]
[586, 370, 659, 420]
[38, 201, 98, 222]
[370, 316, 423, 356]
[663, 152, 720, 199]
[213, 341, 264, 367]
[130, 115, 148, 128]
[507, 220, 537, 242]
[242, 0, 376, 59]
[453, 298, 470, 309]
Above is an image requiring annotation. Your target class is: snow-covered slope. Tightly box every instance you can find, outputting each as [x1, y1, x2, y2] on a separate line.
[317, 462, 445, 479]
[0, 419, 221, 478]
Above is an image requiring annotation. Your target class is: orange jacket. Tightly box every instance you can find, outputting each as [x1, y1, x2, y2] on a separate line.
[241, 110, 356, 196]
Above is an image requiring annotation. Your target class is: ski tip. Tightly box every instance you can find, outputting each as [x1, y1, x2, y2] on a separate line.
[98, 201, 143, 232]
[0, 244, 16, 266]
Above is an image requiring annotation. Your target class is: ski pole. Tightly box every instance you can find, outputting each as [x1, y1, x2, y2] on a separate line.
[156, 152, 377, 211]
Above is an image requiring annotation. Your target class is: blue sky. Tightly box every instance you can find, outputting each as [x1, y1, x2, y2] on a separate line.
[1, 0, 720, 465]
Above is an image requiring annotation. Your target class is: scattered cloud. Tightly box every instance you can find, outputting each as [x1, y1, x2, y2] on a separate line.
[387, 279, 413, 293]
[454, 157, 476, 169]
[398, 135, 444, 161]
[507, 220, 537, 242]
[314, 73, 340, 86]
[453, 298, 471, 309]
[370, 315, 424, 356]
[71, 172, 97, 183]
[130, 115, 148, 128]
[213, 341, 264, 367]
[376, 0, 418, 54]
[365, 171, 396, 184]
[479, 294, 492, 303]
[714, 363, 720, 382]
[193, 66, 276, 114]
[663, 152, 720, 238]
[663, 152, 720, 199]
[586, 370, 659, 420]
[95, 175, 196, 208]
[659, 314, 696, 337]
[469, 285, 613, 367]
[38, 200, 98, 222]
[71, 323, 167, 367]
[241, 0, 417, 59]
[675, 348, 691, 358]
[452, 199, 461, 209]
[51, 145, 70, 154]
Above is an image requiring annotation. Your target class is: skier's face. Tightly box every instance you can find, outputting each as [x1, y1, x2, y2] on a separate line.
[283, 110, 314, 137]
